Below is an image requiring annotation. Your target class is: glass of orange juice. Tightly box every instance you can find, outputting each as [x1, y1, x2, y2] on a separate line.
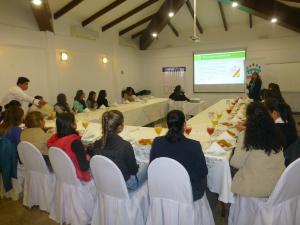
[51, 111, 56, 120]
[154, 124, 162, 136]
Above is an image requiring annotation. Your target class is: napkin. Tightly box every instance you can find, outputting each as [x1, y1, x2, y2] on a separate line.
[112, 102, 118, 107]
[218, 131, 235, 141]
[206, 142, 226, 155]
[100, 105, 107, 109]
[83, 108, 90, 113]
[82, 130, 97, 143]
[124, 100, 130, 104]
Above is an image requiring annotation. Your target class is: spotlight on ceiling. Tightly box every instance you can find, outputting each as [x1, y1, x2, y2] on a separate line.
[168, 12, 174, 18]
[152, 33, 158, 38]
[271, 17, 278, 23]
[31, 0, 42, 6]
[232, 1, 238, 7]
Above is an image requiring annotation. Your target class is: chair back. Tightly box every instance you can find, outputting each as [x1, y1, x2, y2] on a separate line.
[90, 155, 129, 199]
[269, 158, 300, 205]
[148, 157, 193, 204]
[49, 147, 80, 186]
[18, 141, 49, 174]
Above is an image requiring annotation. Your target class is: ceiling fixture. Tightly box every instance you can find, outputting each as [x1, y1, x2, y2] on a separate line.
[60, 52, 69, 61]
[271, 17, 278, 23]
[190, 0, 200, 42]
[31, 0, 42, 6]
[168, 12, 174, 18]
[232, 1, 238, 8]
[152, 32, 158, 38]
[102, 57, 108, 64]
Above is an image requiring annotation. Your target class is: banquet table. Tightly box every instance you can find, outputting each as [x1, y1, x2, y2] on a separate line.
[75, 98, 169, 126]
[63, 98, 246, 204]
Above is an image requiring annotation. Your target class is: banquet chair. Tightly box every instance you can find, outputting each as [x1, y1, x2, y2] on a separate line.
[17, 141, 55, 212]
[49, 147, 95, 225]
[147, 157, 215, 225]
[90, 155, 149, 225]
[229, 158, 300, 225]
[0, 137, 24, 201]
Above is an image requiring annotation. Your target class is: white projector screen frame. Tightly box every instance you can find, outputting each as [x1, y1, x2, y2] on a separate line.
[193, 49, 247, 93]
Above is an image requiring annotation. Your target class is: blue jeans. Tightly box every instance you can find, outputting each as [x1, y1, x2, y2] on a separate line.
[126, 164, 148, 191]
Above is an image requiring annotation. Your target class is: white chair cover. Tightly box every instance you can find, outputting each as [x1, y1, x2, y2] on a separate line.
[168, 100, 186, 112]
[17, 141, 55, 212]
[49, 147, 95, 225]
[147, 157, 215, 225]
[229, 158, 300, 225]
[0, 164, 24, 201]
[90, 155, 148, 225]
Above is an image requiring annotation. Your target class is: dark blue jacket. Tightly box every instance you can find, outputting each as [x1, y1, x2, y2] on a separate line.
[0, 137, 17, 192]
[150, 134, 208, 201]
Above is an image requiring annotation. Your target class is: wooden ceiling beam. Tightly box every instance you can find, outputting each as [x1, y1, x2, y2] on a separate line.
[31, 0, 54, 32]
[249, 13, 253, 29]
[119, 13, 155, 36]
[102, 0, 159, 32]
[185, 0, 203, 34]
[132, 29, 146, 39]
[167, 22, 179, 37]
[82, 0, 126, 27]
[54, 0, 83, 20]
[218, 2, 228, 31]
[218, 0, 300, 33]
[140, 0, 186, 50]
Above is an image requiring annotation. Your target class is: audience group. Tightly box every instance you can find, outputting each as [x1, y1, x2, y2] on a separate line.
[0, 75, 299, 222]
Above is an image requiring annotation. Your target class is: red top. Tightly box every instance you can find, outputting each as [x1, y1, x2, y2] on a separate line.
[48, 134, 91, 182]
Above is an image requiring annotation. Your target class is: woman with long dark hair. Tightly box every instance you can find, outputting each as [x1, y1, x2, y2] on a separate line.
[0, 107, 24, 146]
[47, 112, 91, 182]
[230, 102, 285, 197]
[96, 90, 109, 108]
[150, 110, 207, 201]
[265, 98, 297, 148]
[247, 72, 262, 101]
[54, 93, 71, 114]
[86, 91, 97, 109]
[268, 83, 285, 103]
[73, 90, 86, 113]
[91, 110, 146, 190]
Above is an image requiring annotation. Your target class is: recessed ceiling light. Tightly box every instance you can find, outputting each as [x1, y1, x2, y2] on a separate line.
[60, 52, 68, 61]
[102, 57, 108, 64]
[271, 17, 278, 23]
[31, 0, 42, 6]
[232, 1, 238, 8]
[152, 33, 158, 38]
[168, 12, 174, 18]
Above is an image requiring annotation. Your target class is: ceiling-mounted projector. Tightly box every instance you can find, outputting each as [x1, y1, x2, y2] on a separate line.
[190, 35, 200, 42]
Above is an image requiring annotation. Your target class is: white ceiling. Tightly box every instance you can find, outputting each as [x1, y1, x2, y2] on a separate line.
[47, 0, 297, 44]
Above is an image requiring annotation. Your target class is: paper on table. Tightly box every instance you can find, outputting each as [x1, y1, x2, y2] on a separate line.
[218, 131, 235, 141]
[206, 142, 226, 155]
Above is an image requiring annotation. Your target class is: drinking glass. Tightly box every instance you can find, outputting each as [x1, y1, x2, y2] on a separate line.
[51, 111, 56, 120]
[154, 124, 162, 136]
[184, 124, 192, 135]
[206, 125, 215, 144]
[82, 120, 89, 130]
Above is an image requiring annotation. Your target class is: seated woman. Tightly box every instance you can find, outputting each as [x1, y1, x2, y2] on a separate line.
[169, 85, 190, 101]
[73, 90, 87, 113]
[268, 83, 285, 103]
[122, 87, 136, 103]
[91, 110, 146, 190]
[0, 106, 24, 146]
[47, 113, 91, 182]
[21, 111, 52, 167]
[28, 95, 52, 117]
[230, 102, 285, 197]
[150, 110, 207, 201]
[0, 100, 21, 123]
[97, 90, 109, 108]
[265, 98, 298, 148]
[54, 93, 71, 114]
[86, 91, 97, 109]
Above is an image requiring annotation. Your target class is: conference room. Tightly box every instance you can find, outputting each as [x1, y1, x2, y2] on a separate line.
[1, 0, 300, 225]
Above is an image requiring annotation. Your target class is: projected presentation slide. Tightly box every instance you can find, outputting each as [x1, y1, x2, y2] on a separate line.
[193, 50, 246, 92]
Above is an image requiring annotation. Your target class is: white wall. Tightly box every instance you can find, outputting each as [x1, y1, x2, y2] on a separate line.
[141, 24, 300, 111]
[0, 1, 142, 106]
